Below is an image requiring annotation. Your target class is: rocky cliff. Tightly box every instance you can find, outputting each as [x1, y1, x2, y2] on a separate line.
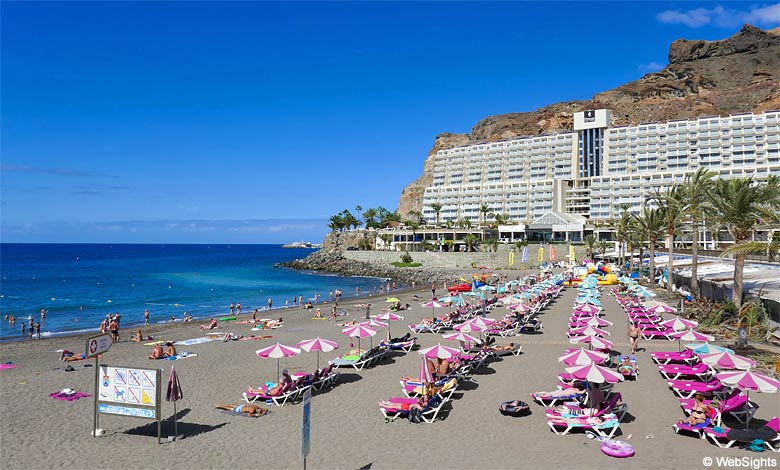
[398, 24, 780, 217]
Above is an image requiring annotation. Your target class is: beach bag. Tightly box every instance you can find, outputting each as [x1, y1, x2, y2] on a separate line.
[408, 407, 422, 423]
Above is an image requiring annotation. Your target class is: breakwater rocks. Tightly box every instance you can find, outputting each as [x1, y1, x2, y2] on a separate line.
[275, 250, 452, 286]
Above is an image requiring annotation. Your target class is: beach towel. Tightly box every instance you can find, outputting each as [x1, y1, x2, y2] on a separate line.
[175, 337, 216, 346]
[219, 409, 271, 418]
[165, 352, 198, 360]
[219, 317, 237, 322]
[0, 364, 16, 370]
[49, 389, 91, 401]
[238, 320, 258, 324]
[237, 335, 273, 341]
[144, 340, 166, 346]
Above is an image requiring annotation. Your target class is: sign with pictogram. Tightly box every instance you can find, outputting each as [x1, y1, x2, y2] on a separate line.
[85, 334, 113, 357]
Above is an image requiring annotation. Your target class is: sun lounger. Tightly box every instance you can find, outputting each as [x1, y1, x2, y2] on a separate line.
[401, 377, 458, 399]
[651, 348, 697, 365]
[673, 417, 711, 439]
[329, 347, 387, 371]
[408, 324, 442, 334]
[531, 392, 586, 408]
[379, 337, 417, 352]
[546, 413, 620, 439]
[703, 417, 780, 451]
[545, 392, 627, 421]
[658, 361, 711, 381]
[641, 328, 675, 340]
[379, 394, 448, 423]
[489, 344, 523, 357]
[680, 390, 754, 426]
[667, 378, 727, 398]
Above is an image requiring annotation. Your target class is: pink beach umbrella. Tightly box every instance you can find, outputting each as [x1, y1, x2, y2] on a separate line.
[584, 317, 613, 327]
[454, 321, 485, 336]
[568, 325, 611, 337]
[648, 303, 677, 314]
[574, 304, 602, 314]
[569, 335, 613, 351]
[559, 348, 608, 366]
[419, 355, 435, 385]
[298, 337, 340, 370]
[716, 369, 780, 425]
[511, 303, 531, 312]
[422, 299, 446, 319]
[256, 342, 302, 381]
[565, 363, 624, 384]
[700, 351, 756, 371]
[660, 315, 698, 332]
[468, 317, 497, 329]
[670, 328, 714, 351]
[377, 312, 403, 337]
[418, 343, 460, 360]
[442, 331, 480, 349]
[343, 324, 376, 353]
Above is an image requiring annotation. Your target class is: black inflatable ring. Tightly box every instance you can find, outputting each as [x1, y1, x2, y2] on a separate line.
[499, 400, 531, 417]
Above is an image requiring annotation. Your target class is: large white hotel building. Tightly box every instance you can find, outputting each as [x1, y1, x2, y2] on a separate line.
[420, 109, 780, 241]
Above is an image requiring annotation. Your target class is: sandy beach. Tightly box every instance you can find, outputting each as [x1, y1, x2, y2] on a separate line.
[1, 269, 778, 470]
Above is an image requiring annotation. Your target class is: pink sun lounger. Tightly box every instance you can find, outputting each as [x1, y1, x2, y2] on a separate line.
[651, 348, 697, 365]
[667, 378, 726, 398]
[547, 413, 621, 439]
[658, 361, 711, 381]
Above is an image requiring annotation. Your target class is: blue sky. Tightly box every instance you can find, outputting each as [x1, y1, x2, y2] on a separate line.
[2, 1, 778, 243]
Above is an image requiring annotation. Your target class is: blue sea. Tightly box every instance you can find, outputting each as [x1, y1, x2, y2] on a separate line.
[0, 244, 388, 341]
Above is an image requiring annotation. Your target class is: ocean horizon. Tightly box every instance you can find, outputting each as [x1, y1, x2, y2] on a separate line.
[0, 243, 391, 341]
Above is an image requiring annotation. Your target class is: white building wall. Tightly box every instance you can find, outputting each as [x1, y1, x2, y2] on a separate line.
[422, 111, 780, 225]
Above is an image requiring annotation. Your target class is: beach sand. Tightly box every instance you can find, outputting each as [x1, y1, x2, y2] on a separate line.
[1, 270, 778, 470]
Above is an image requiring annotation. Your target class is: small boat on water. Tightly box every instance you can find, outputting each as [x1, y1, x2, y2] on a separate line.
[282, 241, 321, 249]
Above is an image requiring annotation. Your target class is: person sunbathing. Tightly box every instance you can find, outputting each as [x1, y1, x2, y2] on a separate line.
[148, 344, 165, 360]
[533, 381, 587, 398]
[388, 332, 412, 343]
[378, 385, 437, 412]
[215, 404, 269, 417]
[679, 393, 710, 426]
[164, 342, 177, 357]
[487, 342, 516, 352]
[617, 356, 636, 376]
[200, 319, 218, 330]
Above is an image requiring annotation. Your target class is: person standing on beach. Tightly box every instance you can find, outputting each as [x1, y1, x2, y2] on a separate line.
[109, 318, 119, 342]
[35, 322, 41, 339]
[431, 282, 436, 298]
[299, 295, 303, 306]
[144, 309, 150, 325]
[236, 302, 242, 315]
[229, 303, 235, 314]
[21, 323, 26, 337]
[267, 298, 273, 310]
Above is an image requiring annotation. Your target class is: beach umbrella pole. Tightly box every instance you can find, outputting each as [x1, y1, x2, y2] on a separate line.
[173, 399, 178, 441]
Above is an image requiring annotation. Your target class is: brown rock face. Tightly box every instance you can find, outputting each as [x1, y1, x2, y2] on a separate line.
[397, 24, 780, 218]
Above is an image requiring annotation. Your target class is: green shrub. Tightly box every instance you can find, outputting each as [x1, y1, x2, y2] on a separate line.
[400, 252, 413, 264]
[392, 262, 422, 268]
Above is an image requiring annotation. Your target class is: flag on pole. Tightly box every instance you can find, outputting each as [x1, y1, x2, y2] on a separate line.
[508, 251, 515, 266]
[522, 246, 528, 263]
[569, 244, 576, 264]
[537, 246, 544, 264]
[550, 245, 556, 261]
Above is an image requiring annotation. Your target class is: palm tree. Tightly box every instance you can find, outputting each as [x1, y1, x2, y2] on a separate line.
[494, 213, 512, 225]
[429, 202, 443, 227]
[362, 208, 378, 229]
[632, 206, 666, 282]
[354, 205, 363, 228]
[408, 210, 424, 225]
[479, 203, 491, 227]
[597, 239, 610, 260]
[682, 168, 715, 298]
[457, 218, 472, 229]
[707, 176, 780, 308]
[653, 185, 687, 297]
[380, 233, 394, 251]
[583, 234, 597, 260]
[613, 204, 632, 269]
[463, 233, 480, 252]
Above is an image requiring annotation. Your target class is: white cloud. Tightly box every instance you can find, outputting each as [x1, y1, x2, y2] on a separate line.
[657, 4, 780, 28]
[639, 61, 665, 73]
